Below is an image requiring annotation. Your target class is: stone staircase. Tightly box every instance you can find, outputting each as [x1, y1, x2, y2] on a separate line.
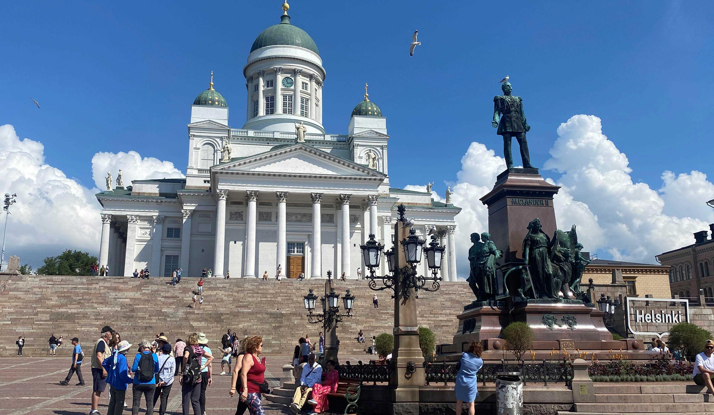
[0, 275, 471, 357]
[559, 384, 714, 414]
[266, 379, 297, 405]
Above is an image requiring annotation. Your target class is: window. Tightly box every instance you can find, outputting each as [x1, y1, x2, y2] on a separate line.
[163, 255, 179, 277]
[166, 228, 181, 238]
[706, 262, 711, 277]
[254, 83, 258, 92]
[301, 82, 308, 91]
[687, 264, 692, 279]
[626, 280, 636, 297]
[266, 80, 274, 88]
[708, 287, 713, 298]
[253, 100, 259, 117]
[686, 290, 691, 298]
[288, 242, 304, 255]
[198, 143, 215, 169]
[283, 95, 293, 115]
[701, 263, 706, 279]
[265, 96, 275, 115]
[300, 97, 309, 117]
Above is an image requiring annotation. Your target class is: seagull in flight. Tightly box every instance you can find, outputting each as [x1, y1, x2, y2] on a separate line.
[499, 76, 509, 83]
[410, 30, 421, 57]
[30, 98, 40, 108]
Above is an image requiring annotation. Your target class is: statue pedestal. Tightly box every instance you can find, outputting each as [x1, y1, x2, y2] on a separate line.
[480, 168, 560, 262]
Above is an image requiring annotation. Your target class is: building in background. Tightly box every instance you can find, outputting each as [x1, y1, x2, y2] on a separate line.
[657, 223, 714, 301]
[585, 259, 672, 301]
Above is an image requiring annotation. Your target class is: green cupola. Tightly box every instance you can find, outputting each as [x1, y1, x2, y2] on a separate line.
[351, 83, 382, 117]
[193, 71, 228, 107]
[250, 1, 319, 55]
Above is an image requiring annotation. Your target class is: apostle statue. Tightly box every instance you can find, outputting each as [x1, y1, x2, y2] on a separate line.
[478, 232, 502, 300]
[522, 218, 555, 299]
[426, 182, 433, 194]
[295, 122, 307, 143]
[366, 150, 378, 169]
[445, 187, 453, 204]
[221, 138, 232, 162]
[105, 172, 113, 191]
[116, 169, 124, 188]
[467, 233, 484, 299]
[492, 82, 534, 169]
[550, 228, 574, 298]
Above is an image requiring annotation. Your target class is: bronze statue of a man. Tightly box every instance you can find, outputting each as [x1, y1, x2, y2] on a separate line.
[467, 233, 484, 299]
[479, 232, 502, 300]
[492, 82, 533, 169]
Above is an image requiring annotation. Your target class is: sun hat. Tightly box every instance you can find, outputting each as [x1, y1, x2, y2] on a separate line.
[117, 340, 132, 353]
[197, 333, 209, 345]
[157, 335, 169, 343]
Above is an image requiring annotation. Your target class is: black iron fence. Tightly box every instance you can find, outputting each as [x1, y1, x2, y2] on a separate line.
[424, 360, 573, 387]
[338, 360, 391, 385]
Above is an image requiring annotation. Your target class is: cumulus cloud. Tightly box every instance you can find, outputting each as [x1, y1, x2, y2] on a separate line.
[91, 151, 184, 190]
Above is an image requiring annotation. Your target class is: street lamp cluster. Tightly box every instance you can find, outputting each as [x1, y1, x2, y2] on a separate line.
[596, 293, 619, 326]
[303, 271, 355, 327]
[1, 193, 17, 272]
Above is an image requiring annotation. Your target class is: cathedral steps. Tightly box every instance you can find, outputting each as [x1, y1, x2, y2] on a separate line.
[0, 275, 472, 357]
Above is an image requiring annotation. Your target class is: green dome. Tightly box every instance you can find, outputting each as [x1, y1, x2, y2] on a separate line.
[250, 15, 319, 55]
[351, 99, 382, 117]
[193, 88, 227, 107]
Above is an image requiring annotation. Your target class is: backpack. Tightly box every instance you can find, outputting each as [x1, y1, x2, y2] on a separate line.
[137, 353, 155, 382]
[183, 347, 202, 386]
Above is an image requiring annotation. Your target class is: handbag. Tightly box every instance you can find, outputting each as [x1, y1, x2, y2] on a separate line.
[155, 355, 169, 384]
[250, 379, 271, 394]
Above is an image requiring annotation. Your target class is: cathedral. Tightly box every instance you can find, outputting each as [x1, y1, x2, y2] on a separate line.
[96, 3, 460, 280]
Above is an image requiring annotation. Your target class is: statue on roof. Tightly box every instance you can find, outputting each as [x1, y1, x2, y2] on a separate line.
[105, 172, 113, 191]
[295, 122, 306, 143]
[492, 81, 534, 169]
[116, 169, 124, 188]
[426, 182, 433, 194]
[221, 138, 232, 162]
[366, 150, 378, 169]
[445, 187, 452, 204]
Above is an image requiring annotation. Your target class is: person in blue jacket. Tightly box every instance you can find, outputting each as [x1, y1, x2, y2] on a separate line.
[103, 340, 134, 415]
[131, 339, 160, 415]
[454, 341, 484, 415]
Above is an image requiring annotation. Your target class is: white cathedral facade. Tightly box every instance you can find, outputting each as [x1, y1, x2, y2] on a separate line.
[96, 5, 460, 280]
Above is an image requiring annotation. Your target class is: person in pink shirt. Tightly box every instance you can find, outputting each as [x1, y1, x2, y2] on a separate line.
[174, 339, 186, 376]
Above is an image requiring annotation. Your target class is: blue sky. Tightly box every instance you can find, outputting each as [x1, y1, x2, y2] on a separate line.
[1, 0, 714, 267]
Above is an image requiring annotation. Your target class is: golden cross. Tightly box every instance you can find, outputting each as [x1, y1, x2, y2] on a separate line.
[209, 71, 214, 90]
[364, 83, 369, 101]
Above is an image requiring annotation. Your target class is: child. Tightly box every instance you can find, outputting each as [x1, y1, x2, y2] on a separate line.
[220, 345, 232, 375]
[197, 277, 204, 295]
[199, 297, 204, 308]
[192, 294, 197, 308]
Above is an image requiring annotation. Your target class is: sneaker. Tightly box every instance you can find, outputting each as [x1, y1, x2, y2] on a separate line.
[89, 410, 100, 415]
[220, 371, 226, 375]
[76, 383, 85, 386]
[124, 402, 128, 408]
[59, 381, 69, 386]
[307, 399, 318, 406]
[290, 403, 300, 414]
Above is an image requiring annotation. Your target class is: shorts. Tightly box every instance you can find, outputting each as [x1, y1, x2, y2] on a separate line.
[50, 344, 57, 350]
[694, 373, 708, 385]
[222, 355, 231, 364]
[92, 368, 107, 393]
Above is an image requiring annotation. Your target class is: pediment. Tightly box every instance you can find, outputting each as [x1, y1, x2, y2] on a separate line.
[213, 144, 386, 178]
[352, 129, 389, 138]
[188, 120, 229, 129]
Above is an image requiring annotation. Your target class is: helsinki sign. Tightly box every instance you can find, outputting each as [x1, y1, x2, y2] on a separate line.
[626, 297, 690, 338]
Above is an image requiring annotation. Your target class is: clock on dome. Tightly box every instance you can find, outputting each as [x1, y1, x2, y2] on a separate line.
[282, 77, 294, 88]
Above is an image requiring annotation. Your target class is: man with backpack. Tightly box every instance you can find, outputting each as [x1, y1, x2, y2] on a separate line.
[131, 339, 160, 415]
[60, 337, 84, 386]
[104, 340, 134, 415]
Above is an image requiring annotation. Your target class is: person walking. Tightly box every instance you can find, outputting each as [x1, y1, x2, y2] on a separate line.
[197, 333, 213, 415]
[90, 326, 114, 415]
[180, 333, 213, 415]
[202, 268, 207, 279]
[49, 334, 58, 356]
[60, 337, 85, 385]
[154, 343, 176, 415]
[177, 267, 182, 283]
[373, 294, 379, 308]
[104, 340, 134, 415]
[131, 339, 160, 415]
[197, 277, 204, 295]
[239, 336, 266, 415]
[454, 341, 484, 415]
[207, 269, 212, 278]
[100, 265, 106, 276]
[318, 332, 324, 354]
[174, 338, 186, 376]
[290, 353, 322, 414]
[262, 271, 268, 281]
[220, 344, 233, 376]
[340, 272, 346, 282]
[172, 269, 177, 284]
[299, 337, 310, 364]
[229, 338, 248, 415]
[16, 336, 24, 356]
[192, 294, 197, 309]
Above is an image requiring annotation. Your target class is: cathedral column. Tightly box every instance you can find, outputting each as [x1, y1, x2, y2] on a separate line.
[99, 214, 111, 268]
[258, 71, 265, 117]
[276, 192, 288, 276]
[368, 195, 379, 237]
[311, 193, 322, 278]
[309, 74, 316, 120]
[381, 216, 392, 276]
[246, 76, 253, 120]
[439, 232, 450, 282]
[340, 194, 351, 279]
[447, 225, 457, 281]
[423, 225, 432, 279]
[213, 190, 228, 278]
[180, 209, 192, 276]
[123, 215, 139, 277]
[245, 191, 258, 278]
[275, 67, 283, 114]
[150, 215, 164, 277]
[294, 69, 301, 116]
[335, 201, 342, 278]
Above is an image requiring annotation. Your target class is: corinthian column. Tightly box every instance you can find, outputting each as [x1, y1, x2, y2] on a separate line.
[368, 195, 379, 237]
[180, 209, 192, 275]
[150, 215, 164, 277]
[447, 225, 457, 281]
[245, 191, 258, 278]
[276, 192, 288, 275]
[213, 190, 228, 278]
[275, 67, 283, 114]
[311, 193, 322, 278]
[123, 215, 139, 277]
[258, 71, 265, 116]
[99, 214, 112, 268]
[340, 194, 351, 279]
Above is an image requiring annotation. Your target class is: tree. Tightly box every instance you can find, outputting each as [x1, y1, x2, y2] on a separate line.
[502, 322, 534, 362]
[18, 264, 33, 275]
[418, 326, 436, 359]
[37, 250, 97, 276]
[374, 333, 394, 358]
[668, 322, 712, 360]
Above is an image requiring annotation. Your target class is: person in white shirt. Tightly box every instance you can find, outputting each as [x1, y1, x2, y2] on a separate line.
[290, 353, 322, 414]
[154, 343, 176, 415]
[652, 339, 670, 354]
[693, 339, 714, 394]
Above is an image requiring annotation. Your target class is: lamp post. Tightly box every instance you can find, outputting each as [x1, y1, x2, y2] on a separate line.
[597, 294, 615, 327]
[1, 193, 17, 272]
[302, 271, 354, 364]
[359, 204, 445, 410]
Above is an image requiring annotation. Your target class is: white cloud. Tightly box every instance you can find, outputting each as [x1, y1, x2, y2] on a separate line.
[91, 151, 184, 190]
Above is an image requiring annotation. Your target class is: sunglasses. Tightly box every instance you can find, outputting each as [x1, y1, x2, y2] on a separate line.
[706, 346, 714, 350]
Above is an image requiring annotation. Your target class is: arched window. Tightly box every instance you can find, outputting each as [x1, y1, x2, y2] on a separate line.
[687, 264, 692, 279]
[708, 287, 713, 298]
[706, 261, 711, 277]
[198, 143, 215, 169]
[686, 290, 691, 298]
[669, 269, 674, 283]
[700, 263, 705, 279]
[679, 291, 684, 298]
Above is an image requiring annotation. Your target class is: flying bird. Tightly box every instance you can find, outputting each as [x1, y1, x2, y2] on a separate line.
[499, 76, 509, 83]
[409, 30, 421, 57]
[30, 98, 40, 108]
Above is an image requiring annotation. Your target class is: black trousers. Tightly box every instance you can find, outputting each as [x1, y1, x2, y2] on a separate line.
[107, 386, 126, 415]
[200, 372, 209, 414]
[234, 398, 248, 415]
[17, 345, 23, 356]
[182, 382, 201, 415]
[153, 383, 173, 415]
[64, 363, 84, 384]
[132, 383, 156, 415]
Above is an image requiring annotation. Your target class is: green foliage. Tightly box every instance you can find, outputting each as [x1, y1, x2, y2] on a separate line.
[502, 322, 534, 361]
[18, 264, 33, 275]
[591, 373, 690, 382]
[418, 327, 436, 359]
[612, 333, 624, 340]
[36, 250, 97, 276]
[668, 322, 712, 360]
[374, 333, 394, 358]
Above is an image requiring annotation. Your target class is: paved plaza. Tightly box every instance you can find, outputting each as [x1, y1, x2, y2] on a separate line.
[0, 355, 360, 415]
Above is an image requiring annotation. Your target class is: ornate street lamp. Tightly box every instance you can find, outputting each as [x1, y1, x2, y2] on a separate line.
[1, 193, 17, 272]
[304, 289, 318, 313]
[401, 228, 425, 264]
[361, 234, 384, 269]
[424, 235, 446, 273]
[597, 294, 615, 326]
[385, 248, 396, 274]
[302, 271, 355, 328]
[342, 289, 355, 314]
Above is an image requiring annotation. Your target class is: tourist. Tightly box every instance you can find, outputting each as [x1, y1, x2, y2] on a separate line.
[318, 332, 324, 354]
[144, 266, 150, 278]
[100, 265, 105, 276]
[239, 336, 266, 415]
[299, 337, 310, 363]
[222, 329, 233, 349]
[192, 294, 197, 308]
[60, 337, 85, 386]
[341, 272, 346, 281]
[454, 341, 484, 415]
[104, 340, 134, 415]
[653, 339, 670, 354]
[221, 344, 233, 376]
[156, 335, 169, 352]
[197, 277, 204, 295]
[134, 269, 139, 278]
[131, 339, 160, 415]
[276, 264, 283, 280]
[292, 343, 301, 367]
[298, 271, 305, 280]
[648, 337, 657, 350]
[262, 271, 268, 281]
[172, 269, 177, 283]
[693, 339, 714, 394]
[106, 265, 110, 276]
[371, 336, 377, 354]
[16, 336, 24, 356]
[229, 338, 248, 415]
[207, 269, 213, 278]
[57, 335, 64, 349]
[226, 270, 231, 279]
[154, 343, 176, 415]
[198, 332, 214, 415]
[373, 294, 379, 308]
[177, 267, 182, 283]
[357, 267, 361, 279]
[305, 334, 312, 350]
[290, 353, 322, 414]
[199, 296, 204, 308]
[90, 326, 114, 415]
[174, 338, 186, 376]
[180, 333, 212, 415]
[308, 359, 339, 413]
[357, 330, 365, 343]
[202, 268, 207, 278]
[49, 333, 58, 356]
